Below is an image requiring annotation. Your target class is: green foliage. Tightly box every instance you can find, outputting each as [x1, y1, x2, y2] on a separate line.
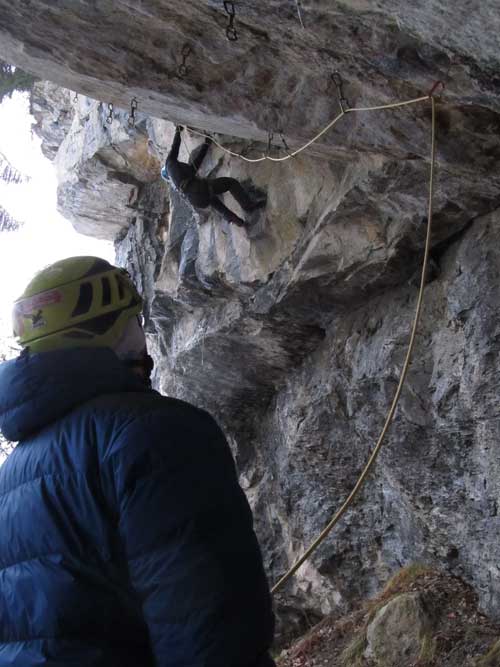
[475, 639, 500, 666]
[370, 564, 434, 611]
[418, 633, 437, 664]
[0, 60, 38, 104]
[340, 633, 366, 666]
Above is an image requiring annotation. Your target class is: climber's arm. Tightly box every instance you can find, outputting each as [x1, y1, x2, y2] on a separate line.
[167, 126, 183, 163]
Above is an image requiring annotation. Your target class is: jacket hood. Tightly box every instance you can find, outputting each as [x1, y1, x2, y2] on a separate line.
[0, 347, 149, 442]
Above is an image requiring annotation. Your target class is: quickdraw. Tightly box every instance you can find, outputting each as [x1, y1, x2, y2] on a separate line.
[331, 71, 350, 113]
[106, 102, 114, 125]
[223, 1, 238, 42]
[178, 44, 192, 78]
[128, 98, 138, 128]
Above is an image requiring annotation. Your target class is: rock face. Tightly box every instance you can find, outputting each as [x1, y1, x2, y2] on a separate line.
[1, 1, 500, 148]
[31, 81, 159, 239]
[5, 0, 500, 632]
[279, 567, 500, 666]
[364, 592, 433, 666]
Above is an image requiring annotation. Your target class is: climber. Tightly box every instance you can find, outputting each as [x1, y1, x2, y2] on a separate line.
[0, 256, 276, 667]
[161, 125, 266, 226]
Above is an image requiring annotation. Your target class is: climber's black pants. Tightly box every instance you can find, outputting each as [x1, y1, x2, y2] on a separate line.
[209, 177, 255, 211]
[183, 177, 254, 225]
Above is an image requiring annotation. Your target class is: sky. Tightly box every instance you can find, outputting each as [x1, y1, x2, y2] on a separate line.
[0, 92, 113, 344]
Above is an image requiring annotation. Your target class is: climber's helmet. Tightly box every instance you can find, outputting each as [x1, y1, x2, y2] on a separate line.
[12, 256, 143, 354]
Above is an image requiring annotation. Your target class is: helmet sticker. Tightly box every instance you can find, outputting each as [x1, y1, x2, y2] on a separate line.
[30, 310, 46, 329]
[16, 289, 63, 314]
[12, 259, 143, 351]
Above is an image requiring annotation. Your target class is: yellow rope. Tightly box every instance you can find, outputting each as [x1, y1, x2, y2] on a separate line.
[188, 94, 430, 163]
[271, 96, 437, 594]
[187, 87, 438, 591]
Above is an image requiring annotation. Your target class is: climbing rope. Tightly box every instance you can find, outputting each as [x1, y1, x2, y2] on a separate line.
[271, 94, 438, 594]
[163, 81, 440, 591]
[188, 94, 431, 162]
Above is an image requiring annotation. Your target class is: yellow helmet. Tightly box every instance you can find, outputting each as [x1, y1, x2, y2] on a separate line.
[12, 256, 143, 353]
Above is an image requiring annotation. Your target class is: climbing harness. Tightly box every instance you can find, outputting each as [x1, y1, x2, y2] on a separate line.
[106, 102, 114, 125]
[178, 44, 192, 78]
[223, 1, 238, 42]
[128, 97, 138, 128]
[270, 91, 439, 595]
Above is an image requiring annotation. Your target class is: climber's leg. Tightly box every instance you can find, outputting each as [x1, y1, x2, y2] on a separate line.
[209, 177, 258, 212]
[211, 196, 246, 226]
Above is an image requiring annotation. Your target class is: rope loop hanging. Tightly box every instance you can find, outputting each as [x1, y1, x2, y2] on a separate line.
[188, 86, 441, 164]
[166, 79, 443, 593]
[271, 92, 439, 595]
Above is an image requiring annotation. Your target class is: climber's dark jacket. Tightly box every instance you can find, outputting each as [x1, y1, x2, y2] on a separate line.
[164, 126, 198, 191]
[0, 348, 275, 667]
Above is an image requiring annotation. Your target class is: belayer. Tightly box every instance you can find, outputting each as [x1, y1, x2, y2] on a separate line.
[161, 125, 266, 226]
[0, 256, 276, 667]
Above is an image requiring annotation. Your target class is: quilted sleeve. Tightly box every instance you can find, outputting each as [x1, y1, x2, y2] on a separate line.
[104, 401, 275, 667]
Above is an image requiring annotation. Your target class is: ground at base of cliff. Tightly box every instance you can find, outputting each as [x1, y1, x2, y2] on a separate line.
[276, 566, 500, 667]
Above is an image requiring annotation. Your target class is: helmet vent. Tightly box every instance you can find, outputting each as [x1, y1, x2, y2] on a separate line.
[116, 275, 125, 300]
[101, 277, 112, 306]
[77, 311, 121, 335]
[71, 282, 93, 317]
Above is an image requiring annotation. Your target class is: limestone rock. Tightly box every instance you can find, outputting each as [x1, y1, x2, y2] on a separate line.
[279, 568, 500, 666]
[364, 592, 434, 666]
[31, 82, 160, 240]
[1, 0, 499, 155]
[7, 0, 500, 638]
[30, 82, 74, 161]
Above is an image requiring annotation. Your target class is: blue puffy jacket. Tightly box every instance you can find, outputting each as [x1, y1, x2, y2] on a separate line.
[0, 348, 275, 667]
